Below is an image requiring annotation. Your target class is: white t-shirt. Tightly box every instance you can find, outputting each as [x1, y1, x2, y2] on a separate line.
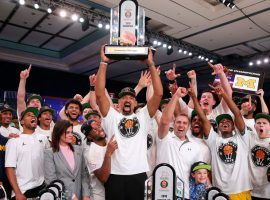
[0, 125, 20, 138]
[147, 118, 158, 177]
[84, 143, 107, 200]
[102, 106, 151, 175]
[243, 117, 255, 133]
[35, 126, 53, 141]
[72, 124, 85, 146]
[205, 127, 252, 194]
[5, 133, 49, 197]
[156, 132, 202, 199]
[246, 130, 270, 198]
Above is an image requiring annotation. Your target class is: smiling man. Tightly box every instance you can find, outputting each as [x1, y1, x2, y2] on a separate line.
[5, 107, 49, 199]
[36, 106, 54, 141]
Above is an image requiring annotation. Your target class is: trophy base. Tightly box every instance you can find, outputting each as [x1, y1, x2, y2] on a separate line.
[104, 45, 149, 60]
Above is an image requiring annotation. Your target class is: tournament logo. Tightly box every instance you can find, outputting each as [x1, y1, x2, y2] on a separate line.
[147, 134, 153, 149]
[118, 117, 140, 138]
[72, 132, 82, 146]
[218, 141, 237, 164]
[251, 145, 270, 167]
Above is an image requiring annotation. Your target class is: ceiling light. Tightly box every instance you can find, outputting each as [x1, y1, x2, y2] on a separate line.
[201, 56, 205, 60]
[79, 17, 85, 23]
[34, 3, 40, 9]
[19, 0, 25, 5]
[205, 58, 209, 61]
[71, 14, 78, 21]
[178, 49, 182, 53]
[210, 59, 214, 63]
[167, 47, 173, 55]
[198, 55, 202, 59]
[229, 3, 235, 9]
[168, 45, 172, 49]
[188, 52, 192, 56]
[59, 10, 67, 18]
[47, 8, 52, 13]
[249, 62, 253, 66]
[157, 41, 161, 46]
[98, 23, 103, 28]
[153, 40, 157, 45]
[264, 58, 269, 63]
[256, 60, 261, 65]
[183, 50, 187, 54]
[163, 44, 167, 48]
[105, 24, 110, 30]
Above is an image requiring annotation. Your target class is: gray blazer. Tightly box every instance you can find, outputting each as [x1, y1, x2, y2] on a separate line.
[44, 145, 91, 199]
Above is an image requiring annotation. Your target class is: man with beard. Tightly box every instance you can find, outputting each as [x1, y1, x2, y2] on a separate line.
[5, 107, 49, 199]
[157, 87, 202, 199]
[189, 84, 252, 200]
[64, 99, 84, 146]
[82, 120, 118, 200]
[240, 89, 269, 133]
[189, 110, 211, 163]
[95, 46, 163, 200]
[0, 104, 20, 138]
[36, 106, 54, 141]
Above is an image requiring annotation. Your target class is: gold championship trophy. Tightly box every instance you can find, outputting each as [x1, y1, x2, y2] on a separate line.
[104, 0, 149, 60]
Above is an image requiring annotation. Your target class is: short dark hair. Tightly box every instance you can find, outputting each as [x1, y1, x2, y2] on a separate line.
[51, 120, 74, 153]
[64, 99, 83, 112]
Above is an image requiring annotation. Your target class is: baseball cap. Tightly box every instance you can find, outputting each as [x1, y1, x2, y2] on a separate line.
[26, 94, 42, 105]
[38, 106, 54, 117]
[118, 87, 136, 98]
[191, 110, 198, 121]
[82, 103, 91, 111]
[191, 161, 211, 172]
[85, 110, 100, 120]
[216, 114, 233, 125]
[255, 113, 270, 122]
[81, 120, 98, 136]
[112, 98, 119, 104]
[241, 95, 257, 106]
[0, 103, 14, 113]
[20, 107, 39, 120]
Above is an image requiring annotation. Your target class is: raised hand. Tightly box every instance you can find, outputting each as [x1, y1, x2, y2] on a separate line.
[106, 135, 118, 157]
[165, 63, 180, 80]
[89, 74, 97, 86]
[20, 64, 31, 79]
[73, 94, 83, 102]
[209, 83, 225, 96]
[256, 89, 264, 98]
[187, 82, 196, 98]
[168, 83, 178, 95]
[175, 87, 188, 98]
[187, 70, 196, 79]
[208, 62, 224, 75]
[142, 48, 154, 66]
[138, 70, 151, 88]
[100, 45, 111, 63]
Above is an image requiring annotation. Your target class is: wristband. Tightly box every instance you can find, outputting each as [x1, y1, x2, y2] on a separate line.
[100, 61, 108, 65]
[169, 79, 176, 84]
[90, 85, 95, 91]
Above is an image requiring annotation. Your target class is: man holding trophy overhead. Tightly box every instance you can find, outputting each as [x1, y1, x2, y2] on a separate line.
[96, 2, 162, 200]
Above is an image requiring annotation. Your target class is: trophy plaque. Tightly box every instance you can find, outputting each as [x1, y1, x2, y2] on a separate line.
[104, 0, 149, 60]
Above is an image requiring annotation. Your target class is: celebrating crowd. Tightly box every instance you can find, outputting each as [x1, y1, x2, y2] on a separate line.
[0, 45, 269, 200]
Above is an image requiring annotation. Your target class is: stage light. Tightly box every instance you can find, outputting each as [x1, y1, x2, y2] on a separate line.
[210, 59, 214, 63]
[188, 52, 192, 56]
[47, 8, 52, 13]
[264, 58, 269, 63]
[168, 45, 172, 49]
[198, 55, 202, 59]
[201, 56, 205, 60]
[178, 49, 182, 53]
[60, 10, 67, 18]
[71, 14, 78, 21]
[79, 17, 85, 23]
[183, 50, 187, 54]
[249, 62, 253, 66]
[256, 60, 261, 65]
[34, 3, 40, 9]
[105, 24, 110, 30]
[167, 47, 173, 55]
[224, 2, 230, 7]
[98, 23, 103, 28]
[81, 16, 89, 31]
[153, 40, 157, 45]
[157, 41, 161, 46]
[229, 3, 235, 9]
[163, 44, 167, 48]
[19, 0, 25, 5]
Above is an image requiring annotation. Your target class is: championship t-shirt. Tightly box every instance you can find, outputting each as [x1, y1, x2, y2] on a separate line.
[102, 106, 151, 175]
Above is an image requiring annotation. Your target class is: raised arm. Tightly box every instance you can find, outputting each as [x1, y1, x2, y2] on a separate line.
[256, 89, 269, 114]
[17, 64, 31, 116]
[145, 50, 163, 117]
[134, 70, 151, 96]
[188, 83, 211, 137]
[95, 45, 111, 117]
[158, 87, 187, 139]
[210, 84, 245, 132]
[187, 70, 197, 109]
[94, 135, 117, 183]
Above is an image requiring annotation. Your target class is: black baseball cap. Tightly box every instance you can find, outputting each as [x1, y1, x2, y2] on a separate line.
[81, 120, 98, 136]
[85, 110, 100, 120]
[0, 103, 14, 113]
[216, 114, 233, 125]
[26, 94, 42, 105]
[38, 106, 54, 117]
[191, 110, 198, 121]
[118, 87, 136, 98]
[255, 113, 270, 122]
[82, 103, 91, 111]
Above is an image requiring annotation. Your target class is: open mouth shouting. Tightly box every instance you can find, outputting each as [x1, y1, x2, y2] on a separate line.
[123, 102, 132, 113]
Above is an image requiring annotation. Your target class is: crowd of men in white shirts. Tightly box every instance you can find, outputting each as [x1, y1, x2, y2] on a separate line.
[0, 45, 269, 200]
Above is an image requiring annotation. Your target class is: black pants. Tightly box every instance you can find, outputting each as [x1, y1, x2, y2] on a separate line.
[105, 172, 147, 200]
[252, 197, 270, 200]
[11, 182, 46, 199]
